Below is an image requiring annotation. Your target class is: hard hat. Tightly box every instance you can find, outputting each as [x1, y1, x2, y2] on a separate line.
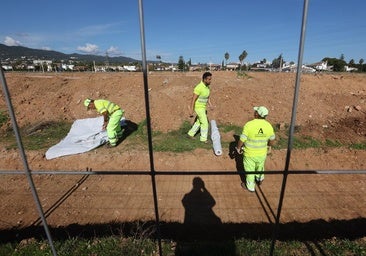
[253, 106, 269, 118]
[84, 98, 92, 108]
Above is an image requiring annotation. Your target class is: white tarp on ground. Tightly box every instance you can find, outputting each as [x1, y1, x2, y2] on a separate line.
[45, 116, 108, 160]
[210, 119, 222, 156]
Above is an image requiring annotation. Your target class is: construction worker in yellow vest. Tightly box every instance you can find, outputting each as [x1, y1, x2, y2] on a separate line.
[84, 98, 124, 147]
[187, 72, 213, 143]
[236, 106, 275, 192]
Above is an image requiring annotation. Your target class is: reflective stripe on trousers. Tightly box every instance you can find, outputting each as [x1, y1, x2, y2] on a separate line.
[243, 155, 266, 184]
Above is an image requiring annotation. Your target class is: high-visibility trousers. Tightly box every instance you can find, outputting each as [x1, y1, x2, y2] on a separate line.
[188, 108, 208, 142]
[107, 109, 124, 146]
[243, 155, 267, 189]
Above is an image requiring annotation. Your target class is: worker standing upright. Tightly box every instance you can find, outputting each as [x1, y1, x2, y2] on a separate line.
[236, 106, 275, 192]
[84, 98, 124, 147]
[187, 72, 213, 143]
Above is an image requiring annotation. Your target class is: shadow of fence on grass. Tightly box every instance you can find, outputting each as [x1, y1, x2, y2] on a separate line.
[1, 217, 365, 243]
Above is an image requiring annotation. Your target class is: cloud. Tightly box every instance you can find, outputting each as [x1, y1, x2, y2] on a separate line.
[4, 36, 22, 46]
[77, 43, 99, 54]
[106, 46, 122, 56]
[77, 22, 124, 37]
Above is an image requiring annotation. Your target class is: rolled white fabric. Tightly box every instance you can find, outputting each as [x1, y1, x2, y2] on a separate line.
[210, 119, 222, 156]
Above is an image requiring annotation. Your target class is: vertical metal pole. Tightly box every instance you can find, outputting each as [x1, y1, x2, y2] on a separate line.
[0, 69, 58, 255]
[137, 1, 163, 255]
[270, 0, 309, 255]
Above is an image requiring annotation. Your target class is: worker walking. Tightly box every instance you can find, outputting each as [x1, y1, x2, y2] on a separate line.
[84, 98, 124, 147]
[187, 72, 213, 143]
[235, 106, 275, 192]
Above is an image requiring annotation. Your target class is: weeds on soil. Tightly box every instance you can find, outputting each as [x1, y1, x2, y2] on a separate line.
[1, 236, 365, 256]
[1, 119, 365, 151]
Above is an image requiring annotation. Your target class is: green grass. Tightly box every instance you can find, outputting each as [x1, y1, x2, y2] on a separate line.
[350, 142, 366, 150]
[1, 236, 365, 256]
[219, 123, 242, 134]
[2, 121, 72, 150]
[1, 119, 365, 152]
[153, 121, 211, 152]
[271, 123, 366, 150]
[0, 110, 9, 127]
[236, 71, 253, 79]
[324, 139, 343, 147]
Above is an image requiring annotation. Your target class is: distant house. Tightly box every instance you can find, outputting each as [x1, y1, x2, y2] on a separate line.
[61, 64, 74, 71]
[1, 65, 13, 71]
[208, 63, 221, 71]
[123, 65, 137, 72]
[189, 65, 202, 72]
[308, 61, 329, 71]
[27, 65, 35, 71]
[345, 66, 358, 72]
[250, 61, 271, 71]
[282, 64, 316, 73]
[226, 62, 239, 71]
[33, 59, 52, 65]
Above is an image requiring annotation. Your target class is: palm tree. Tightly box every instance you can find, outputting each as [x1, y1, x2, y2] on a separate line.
[239, 50, 248, 70]
[359, 59, 364, 72]
[224, 52, 230, 67]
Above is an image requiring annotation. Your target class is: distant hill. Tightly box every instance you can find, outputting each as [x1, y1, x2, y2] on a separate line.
[0, 44, 139, 64]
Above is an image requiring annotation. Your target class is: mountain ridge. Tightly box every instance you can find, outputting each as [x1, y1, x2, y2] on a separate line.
[0, 44, 139, 64]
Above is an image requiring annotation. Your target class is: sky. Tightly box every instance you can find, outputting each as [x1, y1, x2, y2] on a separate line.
[0, 0, 365, 65]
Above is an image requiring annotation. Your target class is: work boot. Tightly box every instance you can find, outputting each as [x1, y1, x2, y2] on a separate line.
[105, 142, 116, 148]
[241, 182, 255, 192]
[255, 175, 264, 185]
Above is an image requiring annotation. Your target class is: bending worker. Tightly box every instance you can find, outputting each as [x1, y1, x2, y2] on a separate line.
[84, 98, 124, 147]
[187, 71, 213, 143]
[236, 106, 275, 192]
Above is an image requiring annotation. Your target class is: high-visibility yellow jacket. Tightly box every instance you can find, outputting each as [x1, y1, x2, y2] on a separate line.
[193, 81, 210, 109]
[240, 119, 275, 157]
[94, 99, 120, 115]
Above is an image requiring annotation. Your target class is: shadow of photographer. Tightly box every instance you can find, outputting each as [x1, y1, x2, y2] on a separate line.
[175, 177, 236, 255]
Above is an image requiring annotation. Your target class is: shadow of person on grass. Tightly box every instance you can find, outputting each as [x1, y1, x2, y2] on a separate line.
[116, 119, 138, 146]
[229, 135, 245, 183]
[175, 177, 236, 256]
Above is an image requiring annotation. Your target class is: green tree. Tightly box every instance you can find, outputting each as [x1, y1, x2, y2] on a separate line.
[323, 57, 346, 72]
[239, 50, 248, 70]
[272, 54, 284, 69]
[187, 58, 192, 66]
[224, 52, 230, 66]
[359, 59, 364, 72]
[178, 56, 185, 71]
[349, 59, 355, 66]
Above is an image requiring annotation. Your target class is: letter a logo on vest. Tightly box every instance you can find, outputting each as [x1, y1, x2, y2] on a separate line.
[258, 128, 264, 135]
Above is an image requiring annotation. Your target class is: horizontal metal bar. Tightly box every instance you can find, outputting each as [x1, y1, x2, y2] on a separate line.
[1, 169, 365, 175]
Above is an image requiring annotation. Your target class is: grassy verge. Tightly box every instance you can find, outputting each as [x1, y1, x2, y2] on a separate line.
[0, 119, 365, 151]
[1, 121, 72, 150]
[1, 236, 365, 256]
[0, 110, 9, 127]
